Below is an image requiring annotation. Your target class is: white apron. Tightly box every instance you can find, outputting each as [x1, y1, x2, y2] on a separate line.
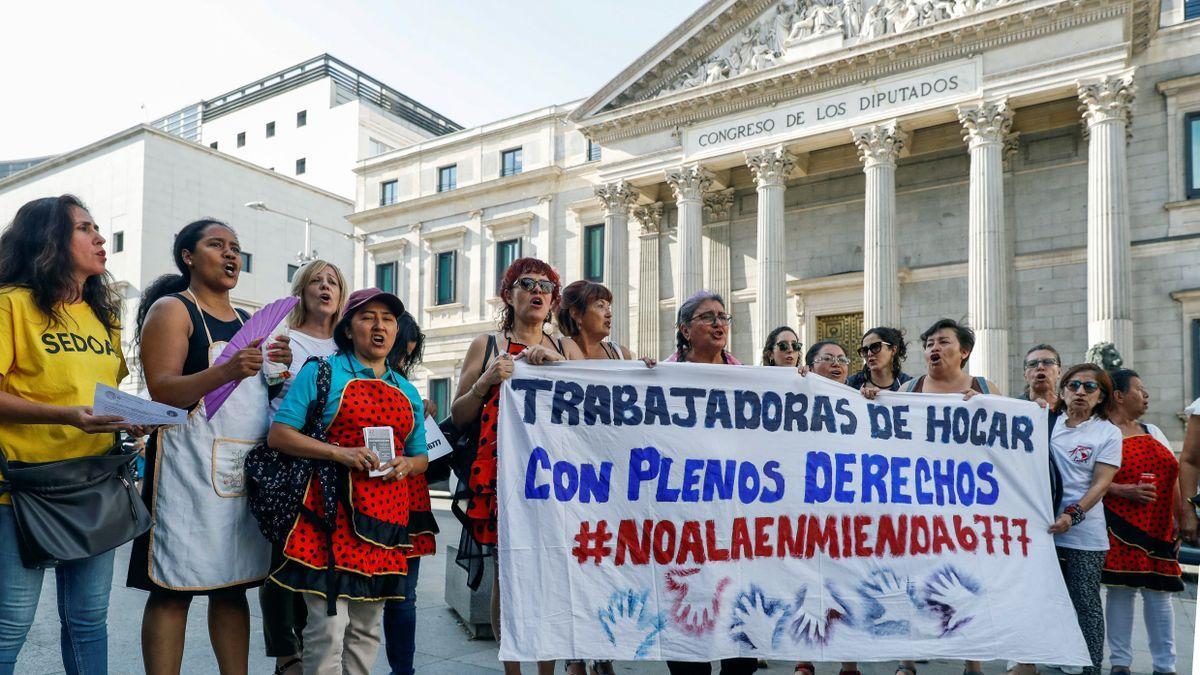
[146, 302, 272, 591]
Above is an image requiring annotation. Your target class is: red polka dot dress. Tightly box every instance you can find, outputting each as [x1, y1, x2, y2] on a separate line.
[273, 379, 421, 601]
[1101, 432, 1184, 592]
[463, 340, 527, 547]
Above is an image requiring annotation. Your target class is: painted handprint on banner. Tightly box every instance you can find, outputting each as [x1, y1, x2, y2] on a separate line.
[729, 586, 789, 650]
[665, 567, 731, 635]
[923, 566, 983, 635]
[596, 589, 665, 658]
[857, 567, 924, 637]
[785, 582, 851, 645]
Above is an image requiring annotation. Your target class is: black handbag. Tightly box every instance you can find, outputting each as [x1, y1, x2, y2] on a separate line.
[0, 438, 151, 569]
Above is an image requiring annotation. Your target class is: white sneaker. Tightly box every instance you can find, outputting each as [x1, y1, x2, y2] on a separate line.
[1058, 666, 1084, 675]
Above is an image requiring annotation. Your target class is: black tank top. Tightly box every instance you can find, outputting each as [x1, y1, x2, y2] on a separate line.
[171, 293, 248, 378]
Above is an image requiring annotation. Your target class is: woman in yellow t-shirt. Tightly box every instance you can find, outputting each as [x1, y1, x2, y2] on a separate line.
[0, 194, 136, 674]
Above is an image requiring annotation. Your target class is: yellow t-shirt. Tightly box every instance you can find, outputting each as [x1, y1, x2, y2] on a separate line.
[0, 287, 129, 503]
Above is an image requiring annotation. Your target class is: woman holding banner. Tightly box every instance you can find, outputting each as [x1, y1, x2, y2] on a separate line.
[130, 218, 291, 674]
[1047, 363, 1121, 675]
[847, 327, 910, 392]
[260, 259, 347, 675]
[804, 341, 851, 384]
[1100, 369, 1181, 675]
[452, 258, 581, 675]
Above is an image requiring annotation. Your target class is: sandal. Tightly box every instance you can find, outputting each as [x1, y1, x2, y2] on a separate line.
[272, 658, 301, 675]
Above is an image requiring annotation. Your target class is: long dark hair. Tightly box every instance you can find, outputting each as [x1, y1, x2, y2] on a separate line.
[859, 326, 907, 380]
[136, 219, 232, 342]
[761, 325, 798, 366]
[394, 311, 425, 379]
[0, 195, 121, 333]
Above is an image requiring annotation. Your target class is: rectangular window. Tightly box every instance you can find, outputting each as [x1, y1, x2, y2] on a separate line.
[495, 239, 521, 290]
[437, 164, 457, 192]
[583, 224, 604, 282]
[429, 378, 451, 423]
[265, 121, 275, 138]
[368, 138, 395, 157]
[295, 158, 306, 175]
[375, 262, 397, 294]
[297, 110, 307, 127]
[209, 141, 218, 150]
[587, 139, 601, 162]
[380, 180, 398, 206]
[435, 251, 456, 305]
[240, 252, 253, 274]
[237, 132, 246, 148]
[287, 264, 299, 282]
[1187, 111, 1200, 200]
[1187, 0, 1200, 20]
[501, 148, 523, 177]
[112, 231, 124, 253]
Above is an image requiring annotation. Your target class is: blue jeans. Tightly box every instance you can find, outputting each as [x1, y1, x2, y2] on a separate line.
[0, 505, 115, 675]
[382, 557, 420, 675]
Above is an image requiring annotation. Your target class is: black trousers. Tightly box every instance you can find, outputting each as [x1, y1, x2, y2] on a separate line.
[666, 658, 759, 675]
[259, 547, 307, 658]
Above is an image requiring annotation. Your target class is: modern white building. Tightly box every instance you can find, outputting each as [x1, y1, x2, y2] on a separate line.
[0, 125, 355, 392]
[352, 0, 1200, 446]
[151, 54, 463, 199]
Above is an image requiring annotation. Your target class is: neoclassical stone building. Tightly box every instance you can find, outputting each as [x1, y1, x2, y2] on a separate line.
[351, 0, 1200, 444]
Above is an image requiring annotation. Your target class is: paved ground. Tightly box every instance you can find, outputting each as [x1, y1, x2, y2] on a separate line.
[14, 502, 1197, 674]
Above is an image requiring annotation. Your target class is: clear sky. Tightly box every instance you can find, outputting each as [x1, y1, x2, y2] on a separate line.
[0, 0, 701, 158]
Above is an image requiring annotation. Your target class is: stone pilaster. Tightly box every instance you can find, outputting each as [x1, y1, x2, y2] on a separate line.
[703, 189, 736, 355]
[746, 146, 795, 352]
[1079, 74, 1136, 363]
[634, 203, 664, 358]
[665, 164, 713, 306]
[958, 100, 1014, 394]
[852, 121, 906, 331]
[595, 181, 638, 348]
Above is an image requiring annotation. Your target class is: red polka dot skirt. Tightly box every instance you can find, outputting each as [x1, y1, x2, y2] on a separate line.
[463, 340, 527, 547]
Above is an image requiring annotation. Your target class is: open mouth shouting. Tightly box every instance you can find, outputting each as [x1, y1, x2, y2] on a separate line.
[928, 351, 943, 367]
[370, 332, 387, 348]
[223, 261, 238, 278]
[318, 291, 334, 304]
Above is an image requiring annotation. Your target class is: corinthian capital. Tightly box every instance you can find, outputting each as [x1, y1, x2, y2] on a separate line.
[702, 189, 736, 221]
[852, 121, 908, 169]
[745, 146, 796, 189]
[633, 202, 664, 234]
[1078, 74, 1136, 129]
[957, 100, 1014, 149]
[665, 164, 713, 202]
[594, 181, 637, 215]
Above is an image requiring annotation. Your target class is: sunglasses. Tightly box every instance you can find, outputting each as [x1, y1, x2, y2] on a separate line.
[512, 277, 556, 294]
[814, 355, 851, 366]
[1024, 358, 1060, 369]
[691, 312, 733, 326]
[857, 341, 892, 358]
[1065, 380, 1100, 393]
[773, 340, 803, 353]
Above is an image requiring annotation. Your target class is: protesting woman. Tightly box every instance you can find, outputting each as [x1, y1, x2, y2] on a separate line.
[129, 218, 291, 675]
[452, 258, 580, 675]
[760, 326, 801, 367]
[847, 327, 910, 392]
[0, 196, 140, 673]
[260, 260, 347, 675]
[382, 310, 439, 675]
[1102, 369, 1182, 675]
[665, 291, 754, 675]
[268, 287, 429, 674]
[1047, 364, 1121, 675]
[804, 341, 850, 384]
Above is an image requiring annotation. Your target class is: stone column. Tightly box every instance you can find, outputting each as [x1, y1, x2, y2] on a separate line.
[703, 189, 736, 354]
[1079, 74, 1136, 362]
[852, 121, 907, 330]
[958, 100, 1014, 394]
[665, 164, 713, 306]
[634, 203, 664, 358]
[745, 146, 795, 352]
[595, 181, 638, 348]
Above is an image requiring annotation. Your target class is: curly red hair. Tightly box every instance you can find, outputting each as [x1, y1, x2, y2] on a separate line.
[497, 257, 561, 330]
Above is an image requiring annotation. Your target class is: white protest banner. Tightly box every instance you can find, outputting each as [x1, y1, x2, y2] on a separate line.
[497, 361, 1089, 664]
[425, 415, 452, 461]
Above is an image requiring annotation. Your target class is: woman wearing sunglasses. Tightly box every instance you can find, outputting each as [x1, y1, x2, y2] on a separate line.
[451, 258, 581, 675]
[804, 341, 850, 384]
[761, 326, 801, 367]
[1046, 363, 1121, 675]
[847, 327, 910, 393]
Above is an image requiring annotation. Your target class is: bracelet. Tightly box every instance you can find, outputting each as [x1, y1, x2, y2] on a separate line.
[1064, 503, 1086, 526]
[469, 382, 487, 399]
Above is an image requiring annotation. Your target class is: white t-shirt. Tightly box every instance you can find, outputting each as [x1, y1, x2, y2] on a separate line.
[1051, 415, 1122, 551]
[269, 329, 337, 415]
[1185, 397, 1200, 417]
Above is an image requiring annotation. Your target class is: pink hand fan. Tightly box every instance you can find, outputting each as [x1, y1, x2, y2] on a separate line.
[203, 296, 299, 420]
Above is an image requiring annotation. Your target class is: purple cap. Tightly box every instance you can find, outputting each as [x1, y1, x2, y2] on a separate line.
[343, 287, 405, 318]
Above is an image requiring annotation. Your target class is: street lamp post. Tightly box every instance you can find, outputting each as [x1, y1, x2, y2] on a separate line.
[245, 201, 355, 263]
